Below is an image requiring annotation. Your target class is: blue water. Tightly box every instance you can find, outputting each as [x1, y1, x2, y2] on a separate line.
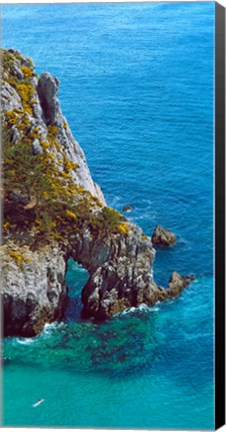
[2, 2, 215, 429]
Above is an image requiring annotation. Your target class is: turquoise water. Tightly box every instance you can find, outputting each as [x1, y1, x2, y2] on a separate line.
[2, 2, 214, 429]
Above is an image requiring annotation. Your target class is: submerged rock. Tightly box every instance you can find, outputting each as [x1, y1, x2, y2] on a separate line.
[151, 225, 176, 247]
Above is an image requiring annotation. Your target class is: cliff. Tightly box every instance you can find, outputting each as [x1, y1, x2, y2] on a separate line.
[1, 49, 192, 336]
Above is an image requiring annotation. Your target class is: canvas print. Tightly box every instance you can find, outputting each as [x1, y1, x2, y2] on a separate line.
[1, 2, 216, 429]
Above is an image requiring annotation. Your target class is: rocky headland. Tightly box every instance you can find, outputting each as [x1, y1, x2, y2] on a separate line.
[1, 49, 192, 337]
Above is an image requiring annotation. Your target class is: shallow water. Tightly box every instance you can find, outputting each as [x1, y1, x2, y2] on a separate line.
[2, 2, 214, 429]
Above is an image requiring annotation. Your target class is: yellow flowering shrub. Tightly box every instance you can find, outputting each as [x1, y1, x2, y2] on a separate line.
[21, 66, 33, 77]
[66, 209, 77, 220]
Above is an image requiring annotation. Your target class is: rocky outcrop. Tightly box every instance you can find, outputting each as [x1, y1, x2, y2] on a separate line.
[122, 205, 134, 213]
[1, 244, 67, 336]
[70, 224, 156, 320]
[1, 226, 192, 336]
[1, 49, 192, 336]
[79, 239, 192, 321]
[151, 225, 176, 247]
[37, 72, 60, 125]
[166, 272, 194, 297]
[1, 49, 106, 205]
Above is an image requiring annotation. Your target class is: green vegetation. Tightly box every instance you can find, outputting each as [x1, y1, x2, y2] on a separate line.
[2, 48, 129, 249]
[1, 49, 36, 90]
[3, 124, 100, 245]
[88, 207, 129, 237]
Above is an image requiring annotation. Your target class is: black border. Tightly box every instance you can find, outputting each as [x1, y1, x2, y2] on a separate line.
[215, 2, 225, 430]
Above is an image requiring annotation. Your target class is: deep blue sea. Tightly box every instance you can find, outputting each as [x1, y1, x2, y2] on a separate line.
[2, 2, 214, 429]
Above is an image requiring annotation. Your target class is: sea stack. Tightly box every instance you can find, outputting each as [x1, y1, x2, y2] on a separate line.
[151, 225, 176, 247]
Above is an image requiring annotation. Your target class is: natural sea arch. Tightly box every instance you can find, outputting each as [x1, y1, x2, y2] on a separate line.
[65, 259, 89, 322]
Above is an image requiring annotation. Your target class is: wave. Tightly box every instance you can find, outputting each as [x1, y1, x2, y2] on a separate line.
[117, 303, 160, 317]
[42, 321, 65, 334]
[129, 211, 157, 222]
[16, 337, 36, 346]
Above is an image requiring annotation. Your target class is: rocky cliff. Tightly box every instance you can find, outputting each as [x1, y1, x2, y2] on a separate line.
[1, 49, 192, 336]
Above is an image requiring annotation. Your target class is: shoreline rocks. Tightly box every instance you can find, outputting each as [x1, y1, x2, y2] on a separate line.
[151, 225, 176, 247]
[1, 245, 67, 337]
[1, 225, 193, 336]
[122, 205, 134, 213]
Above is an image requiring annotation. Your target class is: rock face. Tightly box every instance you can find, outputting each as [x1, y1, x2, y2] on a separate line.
[37, 73, 60, 125]
[1, 49, 106, 205]
[151, 225, 176, 247]
[166, 272, 194, 297]
[1, 49, 192, 336]
[71, 224, 156, 320]
[1, 225, 192, 336]
[66, 225, 192, 321]
[1, 245, 67, 336]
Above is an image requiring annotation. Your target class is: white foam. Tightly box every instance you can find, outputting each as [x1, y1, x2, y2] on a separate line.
[139, 303, 160, 312]
[118, 303, 160, 316]
[42, 321, 65, 337]
[140, 198, 153, 205]
[16, 337, 36, 345]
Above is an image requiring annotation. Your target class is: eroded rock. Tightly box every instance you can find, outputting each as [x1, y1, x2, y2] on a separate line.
[122, 205, 134, 212]
[1, 245, 67, 337]
[1, 48, 192, 336]
[37, 72, 60, 125]
[151, 225, 176, 247]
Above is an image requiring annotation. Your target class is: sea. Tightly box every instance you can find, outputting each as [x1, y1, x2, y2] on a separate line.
[2, 2, 215, 429]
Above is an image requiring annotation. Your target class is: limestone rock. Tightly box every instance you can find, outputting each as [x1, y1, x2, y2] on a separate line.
[1, 49, 106, 206]
[166, 271, 194, 297]
[70, 223, 189, 321]
[1, 245, 67, 337]
[151, 225, 176, 247]
[37, 72, 60, 125]
[1, 48, 192, 336]
[32, 138, 43, 155]
[1, 81, 23, 112]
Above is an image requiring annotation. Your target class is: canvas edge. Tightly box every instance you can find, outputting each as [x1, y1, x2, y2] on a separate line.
[215, 2, 226, 430]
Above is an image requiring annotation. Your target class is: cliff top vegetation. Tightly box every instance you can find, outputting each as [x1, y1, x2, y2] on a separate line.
[1, 48, 129, 249]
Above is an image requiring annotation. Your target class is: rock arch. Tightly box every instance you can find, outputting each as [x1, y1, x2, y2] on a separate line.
[2, 222, 191, 337]
[65, 222, 192, 322]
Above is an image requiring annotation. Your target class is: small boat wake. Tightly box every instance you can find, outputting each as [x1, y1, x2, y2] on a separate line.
[32, 398, 44, 408]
